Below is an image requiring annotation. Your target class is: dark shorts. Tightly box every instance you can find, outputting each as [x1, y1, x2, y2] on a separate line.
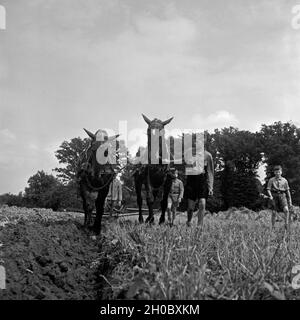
[185, 174, 208, 201]
[272, 193, 288, 212]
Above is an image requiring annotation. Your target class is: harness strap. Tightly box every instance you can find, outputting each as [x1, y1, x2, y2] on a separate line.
[146, 165, 170, 192]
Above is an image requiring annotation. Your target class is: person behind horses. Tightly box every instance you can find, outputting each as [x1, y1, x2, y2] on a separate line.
[185, 138, 214, 228]
[167, 168, 184, 226]
[106, 173, 123, 218]
[266, 165, 292, 231]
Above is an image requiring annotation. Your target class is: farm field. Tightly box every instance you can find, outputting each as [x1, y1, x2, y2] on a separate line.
[0, 205, 300, 300]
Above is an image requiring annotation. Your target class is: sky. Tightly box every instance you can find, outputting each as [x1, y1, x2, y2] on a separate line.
[0, 0, 300, 193]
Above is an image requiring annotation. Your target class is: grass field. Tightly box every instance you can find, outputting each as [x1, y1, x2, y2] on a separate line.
[1, 205, 300, 300]
[98, 207, 300, 300]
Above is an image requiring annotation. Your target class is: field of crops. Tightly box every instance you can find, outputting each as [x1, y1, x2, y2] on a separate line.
[1, 205, 300, 300]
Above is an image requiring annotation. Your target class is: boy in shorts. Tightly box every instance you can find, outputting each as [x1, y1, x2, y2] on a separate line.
[185, 149, 214, 227]
[167, 169, 184, 226]
[266, 165, 292, 231]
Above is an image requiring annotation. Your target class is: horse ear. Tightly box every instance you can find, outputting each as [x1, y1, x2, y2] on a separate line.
[84, 128, 96, 139]
[162, 117, 173, 126]
[142, 114, 151, 125]
[107, 134, 120, 142]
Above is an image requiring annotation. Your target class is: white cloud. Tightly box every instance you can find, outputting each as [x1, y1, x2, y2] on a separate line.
[192, 110, 239, 131]
[1, 0, 300, 193]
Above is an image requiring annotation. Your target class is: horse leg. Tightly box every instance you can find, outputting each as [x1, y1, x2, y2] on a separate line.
[93, 188, 108, 235]
[159, 192, 168, 225]
[145, 187, 155, 224]
[145, 196, 154, 224]
[135, 179, 144, 223]
[159, 177, 172, 225]
[80, 187, 93, 229]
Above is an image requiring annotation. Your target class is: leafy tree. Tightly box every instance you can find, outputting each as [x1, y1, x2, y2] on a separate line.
[54, 137, 90, 183]
[24, 170, 62, 210]
[56, 181, 83, 210]
[209, 128, 263, 210]
[212, 127, 263, 172]
[0, 192, 26, 207]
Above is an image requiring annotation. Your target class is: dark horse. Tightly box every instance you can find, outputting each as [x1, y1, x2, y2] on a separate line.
[77, 128, 119, 235]
[134, 114, 174, 224]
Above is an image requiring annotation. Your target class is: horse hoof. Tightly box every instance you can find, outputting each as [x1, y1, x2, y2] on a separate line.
[159, 219, 165, 225]
[138, 217, 144, 224]
[145, 217, 154, 224]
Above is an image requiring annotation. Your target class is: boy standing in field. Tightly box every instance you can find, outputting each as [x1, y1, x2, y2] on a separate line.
[266, 165, 292, 231]
[167, 169, 184, 226]
[106, 174, 123, 218]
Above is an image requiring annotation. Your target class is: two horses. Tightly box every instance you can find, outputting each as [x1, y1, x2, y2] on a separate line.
[78, 115, 178, 235]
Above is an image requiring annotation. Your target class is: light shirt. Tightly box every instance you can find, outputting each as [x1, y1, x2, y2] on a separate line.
[107, 178, 122, 201]
[267, 176, 290, 192]
[170, 178, 184, 199]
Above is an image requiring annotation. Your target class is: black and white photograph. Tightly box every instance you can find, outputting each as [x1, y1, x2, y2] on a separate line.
[1, 0, 300, 307]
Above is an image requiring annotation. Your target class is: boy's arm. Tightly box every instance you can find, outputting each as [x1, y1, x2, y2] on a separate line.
[266, 179, 273, 199]
[286, 190, 292, 207]
[179, 180, 184, 200]
[285, 181, 292, 206]
[118, 183, 122, 203]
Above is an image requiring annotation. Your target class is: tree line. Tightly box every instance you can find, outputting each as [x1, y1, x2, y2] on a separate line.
[1, 121, 299, 212]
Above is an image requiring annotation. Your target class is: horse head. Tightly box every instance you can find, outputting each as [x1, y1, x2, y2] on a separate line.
[142, 114, 173, 137]
[83, 128, 119, 173]
[142, 114, 173, 164]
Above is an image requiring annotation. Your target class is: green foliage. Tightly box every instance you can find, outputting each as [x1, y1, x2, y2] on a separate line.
[206, 128, 263, 210]
[54, 137, 90, 183]
[212, 127, 263, 172]
[0, 192, 25, 207]
[58, 181, 82, 210]
[24, 170, 62, 210]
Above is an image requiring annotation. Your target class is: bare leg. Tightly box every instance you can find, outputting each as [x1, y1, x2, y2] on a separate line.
[167, 197, 172, 222]
[167, 207, 172, 223]
[284, 206, 290, 233]
[171, 201, 177, 225]
[187, 199, 195, 227]
[271, 210, 276, 231]
[197, 198, 206, 228]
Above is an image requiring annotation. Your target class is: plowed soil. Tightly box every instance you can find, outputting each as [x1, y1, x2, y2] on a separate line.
[0, 206, 101, 300]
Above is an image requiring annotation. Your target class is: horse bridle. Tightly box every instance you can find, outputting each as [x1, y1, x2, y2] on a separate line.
[79, 141, 118, 192]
